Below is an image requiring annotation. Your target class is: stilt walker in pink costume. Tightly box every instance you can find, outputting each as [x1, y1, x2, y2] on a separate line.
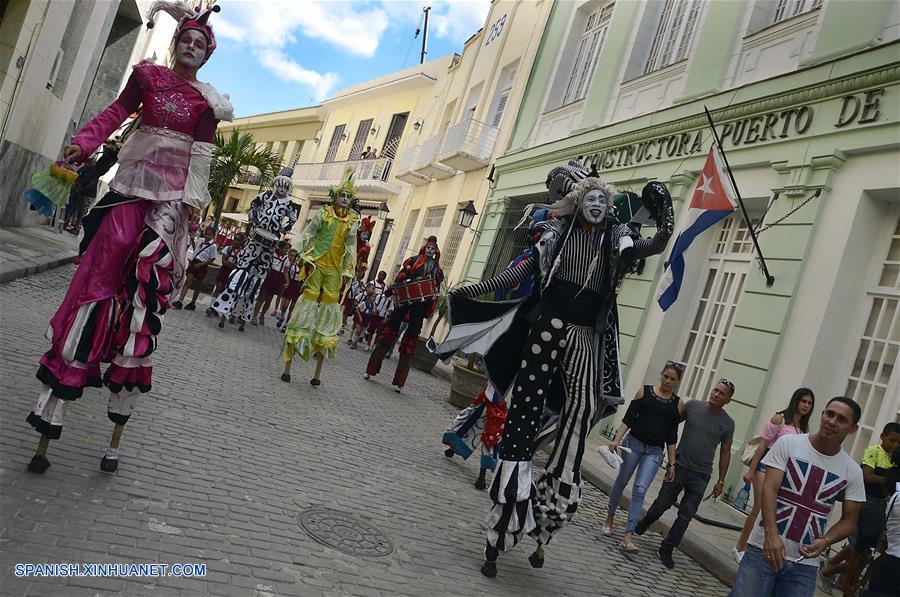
[25, 1, 233, 475]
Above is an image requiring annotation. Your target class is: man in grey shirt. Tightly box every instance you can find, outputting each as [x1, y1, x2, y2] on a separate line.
[634, 379, 735, 569]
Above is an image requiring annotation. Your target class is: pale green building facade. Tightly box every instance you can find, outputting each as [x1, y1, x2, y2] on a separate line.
[463, 0, 900, 491]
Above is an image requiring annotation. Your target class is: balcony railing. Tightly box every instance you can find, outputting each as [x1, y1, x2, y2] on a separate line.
[413, 134, 456, 180]
[438, 118, 499, 172]
[394, 145, 430, 186]
[292, 157, 402, 196]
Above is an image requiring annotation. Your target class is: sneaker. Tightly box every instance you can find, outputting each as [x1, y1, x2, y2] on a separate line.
[817, 567, 834, 596]
[172, 300, 183, 309]
[658, 547, 675, 569]
[732, 547, 744, 564]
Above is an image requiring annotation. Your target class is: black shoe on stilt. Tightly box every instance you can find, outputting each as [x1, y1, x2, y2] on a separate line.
[100, 456, 119, 473]
[444, 447, 455, 458]
[474, 468, 487, 490]
[27, 455, 50, 474]
[280, 373, 291, 383]
[218, 319, 225, 328]
[528, 547, 545, 569]
[239, 323, 245, 332]
[481, 542, 499, 578]
[310, 378, 321, 387]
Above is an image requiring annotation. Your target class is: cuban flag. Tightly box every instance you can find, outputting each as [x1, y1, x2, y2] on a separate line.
[657, 145, 738, 311]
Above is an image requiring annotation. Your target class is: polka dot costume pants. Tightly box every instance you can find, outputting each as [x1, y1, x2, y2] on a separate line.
[486, 313, 597, 553]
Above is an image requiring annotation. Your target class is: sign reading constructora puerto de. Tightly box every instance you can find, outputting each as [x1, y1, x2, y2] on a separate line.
[583, 89, 886, 173]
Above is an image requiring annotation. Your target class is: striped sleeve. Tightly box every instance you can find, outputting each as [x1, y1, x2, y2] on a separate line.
[453, 255, 539, 299]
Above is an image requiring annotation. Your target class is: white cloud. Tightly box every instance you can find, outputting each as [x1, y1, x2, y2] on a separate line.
[431, 1, 492, 44]
[210, 0, 489, 102]
[257, 48, 338, 102]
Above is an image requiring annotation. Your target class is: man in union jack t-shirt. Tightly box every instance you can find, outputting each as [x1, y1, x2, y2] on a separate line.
[730, 396, 865, 597]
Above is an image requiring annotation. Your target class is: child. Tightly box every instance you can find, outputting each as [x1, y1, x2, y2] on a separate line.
[173, 226, 217, 310]
[365, 277, 393, 351]
[350, 283, 376, 349]
[341, 264, 367, 333]
[206, 232, 245, 318]
[277, 249, 303, 332]
[252, 240, 290, 326]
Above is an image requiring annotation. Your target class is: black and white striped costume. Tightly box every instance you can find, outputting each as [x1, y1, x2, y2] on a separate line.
[212, 190, 299, 322]
[448, 186, 674, 555]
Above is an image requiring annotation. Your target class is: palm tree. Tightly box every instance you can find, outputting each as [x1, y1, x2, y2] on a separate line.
[207, 129, 283, 224]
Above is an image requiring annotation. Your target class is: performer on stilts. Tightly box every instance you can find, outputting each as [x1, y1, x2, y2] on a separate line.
[433, 160, 675, 576]
[211, 174, 299, 331]
[25, 0, 232, 474]
[281, 171, 360, 386]
[365, 236, 443, 392]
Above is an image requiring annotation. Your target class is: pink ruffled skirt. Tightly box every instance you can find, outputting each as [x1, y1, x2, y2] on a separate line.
[27, 198, 186, 439]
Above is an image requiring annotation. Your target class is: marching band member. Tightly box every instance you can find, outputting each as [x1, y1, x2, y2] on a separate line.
[365, 236, 444, 392]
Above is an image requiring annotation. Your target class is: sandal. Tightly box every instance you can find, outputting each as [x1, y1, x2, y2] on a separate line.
[601, 525, 613, 537]
[618, 541, 640, 553]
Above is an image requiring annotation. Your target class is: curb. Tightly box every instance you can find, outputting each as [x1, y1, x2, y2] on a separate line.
[0, 252, 76, 285]
[580, 460, 737, 587]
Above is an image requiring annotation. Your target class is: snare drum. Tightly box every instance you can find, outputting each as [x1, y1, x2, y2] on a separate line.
[392, 278, 439, 305]
[250, 227, 279, 249]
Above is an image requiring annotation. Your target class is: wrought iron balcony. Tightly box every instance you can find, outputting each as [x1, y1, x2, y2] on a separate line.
[438, 118, 499, 171]
[413, 133, 457, 180]
[292, 157, 402, 196]
[394, 145, 430, 186]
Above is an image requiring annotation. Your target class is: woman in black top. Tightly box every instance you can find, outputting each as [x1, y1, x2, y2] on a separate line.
[602, 361, 684, 552]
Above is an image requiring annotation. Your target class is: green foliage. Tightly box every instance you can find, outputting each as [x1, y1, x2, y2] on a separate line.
[208, 129, 283, 223]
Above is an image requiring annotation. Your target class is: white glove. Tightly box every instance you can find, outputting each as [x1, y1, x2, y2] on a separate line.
[182, 141, 214, 211]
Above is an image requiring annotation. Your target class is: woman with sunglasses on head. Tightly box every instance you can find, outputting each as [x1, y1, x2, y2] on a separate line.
[732, 387, 815, 563]
[603, 361, 685, 552]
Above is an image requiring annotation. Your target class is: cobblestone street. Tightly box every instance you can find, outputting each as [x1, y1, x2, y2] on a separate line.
[0, 267, 727, 596]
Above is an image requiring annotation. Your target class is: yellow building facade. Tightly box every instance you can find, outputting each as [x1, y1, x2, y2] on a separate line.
[388, 0, 553, 286]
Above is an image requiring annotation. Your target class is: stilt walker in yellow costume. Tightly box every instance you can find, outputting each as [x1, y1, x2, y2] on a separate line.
[281, 171, 359, 386]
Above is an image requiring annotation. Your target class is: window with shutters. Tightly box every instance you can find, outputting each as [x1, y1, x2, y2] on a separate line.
[420, 206, 447, 246]
[677, 215, 757, 402]
[324, 124, 345, 163]
[563, 3, 614, 106]
[440, 211, 468, 276]
[393, 209, 421, 274]
[771, 0, 823, 24]
[841, 211, 900, 461]
[349, 119, 373, 160]
[489, 62, 518, 129]
[644, 0, 704, 74]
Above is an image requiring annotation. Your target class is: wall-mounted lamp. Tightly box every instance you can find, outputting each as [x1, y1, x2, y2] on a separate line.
[370, 124, 380, 136]
[313, 132, 322, 144]
[412, 118, 424, 131]
[377, 201, 390, 221]
[457, 200, 478, 234]
[340, 131, 349, 142]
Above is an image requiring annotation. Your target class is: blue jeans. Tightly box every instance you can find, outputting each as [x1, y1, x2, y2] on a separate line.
[729, 546, 817, 597]
[606, 434, 664, 533]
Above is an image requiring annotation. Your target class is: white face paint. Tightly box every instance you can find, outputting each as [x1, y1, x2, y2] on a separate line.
[424, 244, 437, 258]
[175, 29, 208, 70]
[336, 190, 352, 209]
[580, 188, 608, 225]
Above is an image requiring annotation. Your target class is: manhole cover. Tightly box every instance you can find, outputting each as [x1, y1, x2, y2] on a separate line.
[299, 509, 394, 557]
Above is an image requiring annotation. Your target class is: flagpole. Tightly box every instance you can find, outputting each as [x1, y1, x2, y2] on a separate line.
[703, 106, 775, 288]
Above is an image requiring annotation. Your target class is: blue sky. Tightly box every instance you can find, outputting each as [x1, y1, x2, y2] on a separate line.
[201, 0, 491, 117]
